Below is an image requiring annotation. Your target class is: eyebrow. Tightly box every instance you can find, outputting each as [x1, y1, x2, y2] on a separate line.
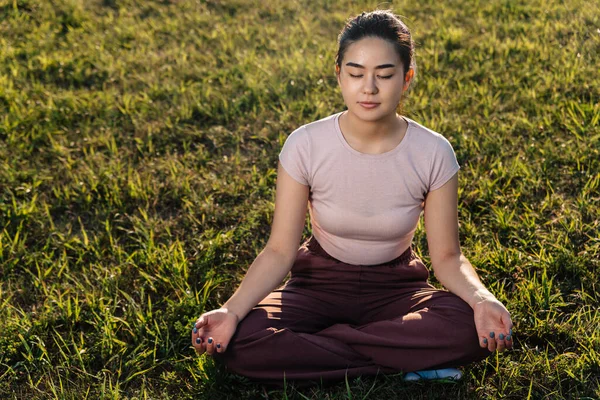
[345, 62, 396, 70]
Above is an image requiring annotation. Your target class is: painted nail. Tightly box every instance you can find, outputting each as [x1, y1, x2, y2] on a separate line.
[483, 338, 488, 344]
[217, 344, 221, 349]
[499, 333, 505, 340]
[208, 338, 213, 344]
[510, 328, 513, 335]
[506, 335, 511, 341]
[489, 332, 495, 338]
[195, 337, 201, 344]
[193, 327, 197, 334]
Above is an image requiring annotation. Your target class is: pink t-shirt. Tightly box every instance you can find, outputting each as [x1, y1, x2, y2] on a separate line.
[279, 110, 460, 265]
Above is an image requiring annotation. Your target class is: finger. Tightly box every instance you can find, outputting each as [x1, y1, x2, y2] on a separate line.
[195, 316, 208, 329]
[206, 337, 215, 355]
[505, 337, 513, 350]
[192, 322, 208, 354]
[496, 333, 507, 352]
[487, 332, 497, 352]
[501, 312, 513, 332]
[502, 323, 514, 350]
[215, 341, 224, 353]
[192, 330, 205, 355]
[481, 336, 493, 350]
[505, 331, 513, 349]
[195, 337, 205, 354]
[480, 336, 488, 349]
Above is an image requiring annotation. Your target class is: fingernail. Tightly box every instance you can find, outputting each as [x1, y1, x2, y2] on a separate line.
[499, 333, 505, 340]
[509, 328, 513, 335]
[489, 332, 495, 338]
[483, 338, 488, 344]
[506, 335, 511, 341]
[196, 337, 201, 344]
[193, 327, 197, 334]
[208, 338, 213, 344]
[217, 343, 221, 349]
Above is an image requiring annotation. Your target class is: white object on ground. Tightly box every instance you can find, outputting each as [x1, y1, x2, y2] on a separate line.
[403, 368, 463, 381]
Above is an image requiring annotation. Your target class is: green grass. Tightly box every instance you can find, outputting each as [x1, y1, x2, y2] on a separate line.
[0, 0, 599, 398]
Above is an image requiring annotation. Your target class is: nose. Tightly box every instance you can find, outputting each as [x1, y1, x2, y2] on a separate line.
[362, 75, 378, 94]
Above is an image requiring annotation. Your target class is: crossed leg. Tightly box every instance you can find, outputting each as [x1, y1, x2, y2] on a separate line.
[213, 282, 383, 387]
[213, 248, 490, 387]
[315, 287, 492, 372]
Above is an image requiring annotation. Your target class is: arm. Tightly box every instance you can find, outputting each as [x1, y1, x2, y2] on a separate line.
[422, 173, 492, 308]
[423, 172, 513, 352]
[193, 161, 310, 356]
[221, 160, 310, 322]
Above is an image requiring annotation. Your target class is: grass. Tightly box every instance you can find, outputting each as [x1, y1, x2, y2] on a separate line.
[0, 0, 599, 398]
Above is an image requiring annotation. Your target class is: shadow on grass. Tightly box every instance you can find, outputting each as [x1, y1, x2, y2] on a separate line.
[196, 356, 479, 400]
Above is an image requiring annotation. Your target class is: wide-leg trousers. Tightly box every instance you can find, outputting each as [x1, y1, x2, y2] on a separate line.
[213, 236, 491, 387]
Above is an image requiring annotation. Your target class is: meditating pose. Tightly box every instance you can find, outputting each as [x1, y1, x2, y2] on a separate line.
[191, 9, 513, 387]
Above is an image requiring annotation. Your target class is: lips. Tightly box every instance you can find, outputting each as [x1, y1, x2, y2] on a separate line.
[359, 102, 380, 109]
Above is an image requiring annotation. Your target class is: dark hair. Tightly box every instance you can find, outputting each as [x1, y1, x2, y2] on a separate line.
[335, 9, 417, 87]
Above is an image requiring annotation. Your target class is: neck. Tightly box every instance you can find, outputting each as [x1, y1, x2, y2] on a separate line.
[342, 110, 404, 142]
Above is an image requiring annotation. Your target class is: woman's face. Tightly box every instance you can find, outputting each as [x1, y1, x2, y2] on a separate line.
[336, 36, 411, 121]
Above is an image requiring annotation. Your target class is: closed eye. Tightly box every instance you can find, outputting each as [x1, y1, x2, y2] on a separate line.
[349, 74, 394, 79]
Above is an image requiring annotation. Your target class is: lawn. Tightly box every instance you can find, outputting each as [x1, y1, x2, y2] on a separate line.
[0, 0, 599, 398]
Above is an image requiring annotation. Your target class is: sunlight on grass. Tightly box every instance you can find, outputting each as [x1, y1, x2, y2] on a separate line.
[0, 0, 599, 398]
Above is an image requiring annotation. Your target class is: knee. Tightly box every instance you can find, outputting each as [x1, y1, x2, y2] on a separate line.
[210, 328, 249, 374]
[212, 309, 274, 372]
[442, 302, 492, 363]
[430, 295, 491, 357]
[229, 308, 276, 347]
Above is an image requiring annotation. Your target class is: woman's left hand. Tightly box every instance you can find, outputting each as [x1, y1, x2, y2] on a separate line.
[473, 297, 514, 352]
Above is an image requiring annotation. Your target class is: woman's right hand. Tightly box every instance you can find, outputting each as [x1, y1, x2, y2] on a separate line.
[191, 308, 240, 356]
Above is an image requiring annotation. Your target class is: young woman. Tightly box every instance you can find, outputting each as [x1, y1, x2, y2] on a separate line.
[191, 9, 513, 387]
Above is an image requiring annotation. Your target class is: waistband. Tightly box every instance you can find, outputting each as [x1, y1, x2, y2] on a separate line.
[303, 235, 416, 267]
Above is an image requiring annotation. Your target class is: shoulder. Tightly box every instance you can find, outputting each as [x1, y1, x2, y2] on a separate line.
[406, 118, 455, 151]
[283, 111, 340, 148]
[299, 111, 340, 137]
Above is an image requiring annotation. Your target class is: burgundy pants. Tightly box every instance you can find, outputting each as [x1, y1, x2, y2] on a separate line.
[213, 236, 491, 387]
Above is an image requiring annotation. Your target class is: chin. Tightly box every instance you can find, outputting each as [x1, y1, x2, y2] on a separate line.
[350, 106, 393, 121]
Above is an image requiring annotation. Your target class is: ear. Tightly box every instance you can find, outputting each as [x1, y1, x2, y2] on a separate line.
[403, 68, 414, 91]
[335, 64, 341, 86]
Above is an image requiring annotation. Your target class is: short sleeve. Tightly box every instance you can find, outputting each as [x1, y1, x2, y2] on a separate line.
[429, 135, 460, 191]
[278, 126, 310, 186]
